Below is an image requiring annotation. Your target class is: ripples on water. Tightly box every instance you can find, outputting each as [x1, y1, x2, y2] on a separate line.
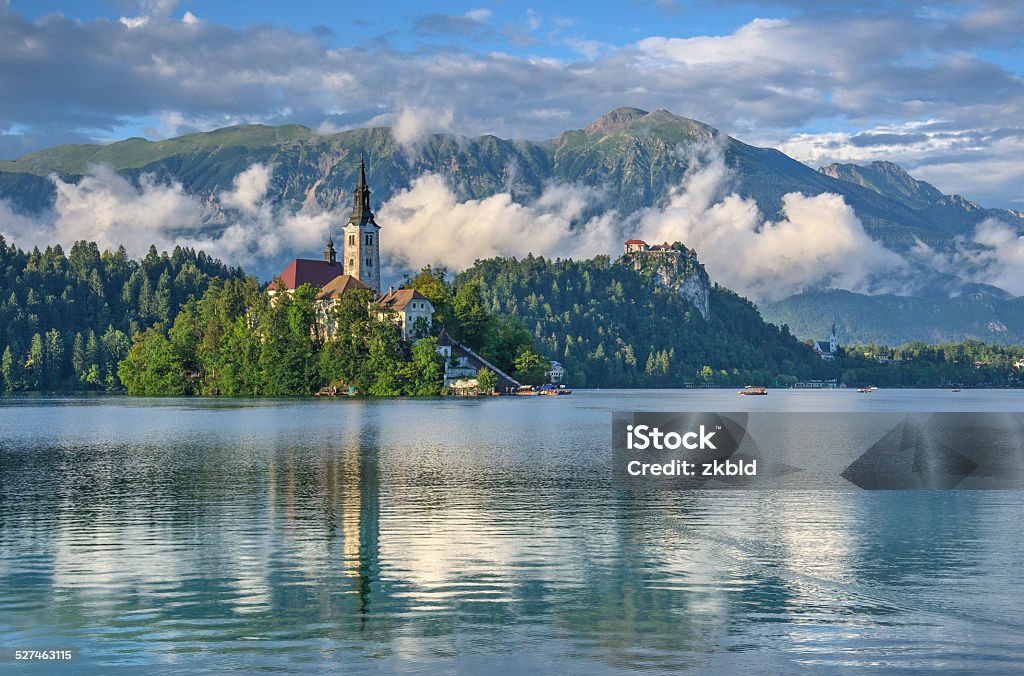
[1, 391, 1023, 673]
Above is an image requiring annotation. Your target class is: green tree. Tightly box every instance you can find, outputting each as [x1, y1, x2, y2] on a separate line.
[260, 283, 321, 395]
[453, 280, 490, 349]
[25, 333, 43, 390]
[1, 346, 14, 392]
[514, 349, 548, 385]
[476, 367, 498, 394]
[403, 337, 444, 395]
[118, 325, 190, 396]
[407, 265, 455, 329]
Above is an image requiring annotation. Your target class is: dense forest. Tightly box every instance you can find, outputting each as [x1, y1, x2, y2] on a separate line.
[117, 272, 541, 396]
[454, 254, 829, 388]
[0, 237, 242, 392]
[3, 239, 1024, 394]
[830, 341, 1024, 388]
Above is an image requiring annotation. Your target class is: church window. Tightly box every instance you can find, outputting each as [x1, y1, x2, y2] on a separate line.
[366, 258, 372, 267]
[349, 258, 354, 267]
[348, 234, 355, 246]
[365, 234, 373, 245]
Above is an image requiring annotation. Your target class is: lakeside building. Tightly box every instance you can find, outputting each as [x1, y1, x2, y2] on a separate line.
[377, 288, 433, 341]
[437, 329, 520, 390]
[546, 361, 565, 384]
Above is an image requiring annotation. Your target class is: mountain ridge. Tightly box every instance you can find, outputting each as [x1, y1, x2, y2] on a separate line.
[3, 107, 1024, 346]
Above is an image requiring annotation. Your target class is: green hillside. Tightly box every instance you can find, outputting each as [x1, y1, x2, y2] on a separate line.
[455, 253, 827, 388]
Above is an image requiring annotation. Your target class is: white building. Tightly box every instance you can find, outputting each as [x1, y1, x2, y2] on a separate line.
[546, 360, 566, 383]
[377, 288, 434, 341]
[342, 155, 381, 294]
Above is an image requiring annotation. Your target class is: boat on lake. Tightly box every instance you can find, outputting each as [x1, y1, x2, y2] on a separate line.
[738, 385, 767, 395]
[515, 384, 573, 396]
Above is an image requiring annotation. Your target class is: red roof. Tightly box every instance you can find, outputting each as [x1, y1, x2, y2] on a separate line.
[275, 259, 345, 290]
[379, 288, 430, 313]
[317, 274, 370, 300]
[625, 239, 647, 245]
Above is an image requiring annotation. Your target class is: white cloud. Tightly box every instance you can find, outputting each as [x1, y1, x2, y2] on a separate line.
[377, 174, 618, 271]
[375, 143, 913, 302]
[636, 143, 910, 302]
[219, 163, 272, 217]
[118, 16, 149, 29]
[465, 8, 492, 22]
[0, 163, 329, 269]
[911, 219, 1024, 296]
[393, 107, 455, 150]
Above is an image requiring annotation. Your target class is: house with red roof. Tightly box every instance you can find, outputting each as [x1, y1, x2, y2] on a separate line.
[377, 288, 434, 341]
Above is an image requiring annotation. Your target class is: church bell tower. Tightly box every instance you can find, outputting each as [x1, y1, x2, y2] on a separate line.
[343, 154, 381, 294]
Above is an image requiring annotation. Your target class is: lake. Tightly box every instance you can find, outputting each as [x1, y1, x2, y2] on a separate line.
[2, 389, 1023, 673]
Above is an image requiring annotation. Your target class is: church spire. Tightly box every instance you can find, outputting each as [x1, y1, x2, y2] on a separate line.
[324, 235, 337, 265]
[350, 153, 375, 226]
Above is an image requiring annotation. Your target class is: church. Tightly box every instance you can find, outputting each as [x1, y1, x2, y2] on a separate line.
[813, 321, 839, 360]
[273, 155, 434, 340]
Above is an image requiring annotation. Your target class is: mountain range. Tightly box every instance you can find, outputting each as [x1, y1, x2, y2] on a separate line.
[2, 107, 1022, 345]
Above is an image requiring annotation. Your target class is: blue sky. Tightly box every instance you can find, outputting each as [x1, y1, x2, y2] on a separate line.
[2, 0, 1024, 206]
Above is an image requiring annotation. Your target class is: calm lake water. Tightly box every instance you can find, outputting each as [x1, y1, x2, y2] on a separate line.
[2, 389, 1023, 674]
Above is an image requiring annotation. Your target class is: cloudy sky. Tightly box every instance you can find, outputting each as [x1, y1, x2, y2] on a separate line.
[2, 0, 1023, 208]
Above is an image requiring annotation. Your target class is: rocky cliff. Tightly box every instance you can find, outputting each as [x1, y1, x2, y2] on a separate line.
[619, 246, 711, 319]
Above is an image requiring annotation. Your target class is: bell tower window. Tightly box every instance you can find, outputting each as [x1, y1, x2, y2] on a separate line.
[348, 234, 355, 246]
[365, 234, 373, 245]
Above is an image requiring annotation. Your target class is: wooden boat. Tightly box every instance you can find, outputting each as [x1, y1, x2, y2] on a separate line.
[857, 387, 872, 393]
[738, 385, 767, 395]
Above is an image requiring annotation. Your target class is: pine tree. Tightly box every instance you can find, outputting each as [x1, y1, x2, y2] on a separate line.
[1, 346, 13, 392]
[72, 332, 86, 379]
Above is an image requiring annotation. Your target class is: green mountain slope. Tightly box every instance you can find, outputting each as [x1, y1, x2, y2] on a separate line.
[3, 108, 1020, 254]
[760, 288, 1024, 346]
[819, 160, 1022, 239]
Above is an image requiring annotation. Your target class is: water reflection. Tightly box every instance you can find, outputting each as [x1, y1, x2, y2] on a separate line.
[0, 393, 1022, 673]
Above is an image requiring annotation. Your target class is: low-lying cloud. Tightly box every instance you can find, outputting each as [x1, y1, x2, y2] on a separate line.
[911, 219, 1024, 296]
[377, 142, 912, 303]
[377, 174, 618, 271]
[4, 152, 1018, 304]
[0, 164, 330, 269]
[635, 143, 910, 302]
